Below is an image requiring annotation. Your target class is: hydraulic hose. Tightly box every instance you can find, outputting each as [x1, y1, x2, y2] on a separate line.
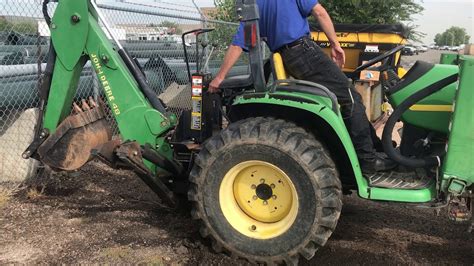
[23, 0, 57, 158]
[382, 74, 458, 168]
[40, 0, 55, 102]
[42, 0, 52, 26]
[118, 48, 168, 115]
[37, 0, 56, 128]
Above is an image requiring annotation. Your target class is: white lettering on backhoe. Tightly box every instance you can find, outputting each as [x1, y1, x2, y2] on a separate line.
[90, 53, 120, 115]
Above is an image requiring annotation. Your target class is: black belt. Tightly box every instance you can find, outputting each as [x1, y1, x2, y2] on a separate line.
[275, 36, 308, 53]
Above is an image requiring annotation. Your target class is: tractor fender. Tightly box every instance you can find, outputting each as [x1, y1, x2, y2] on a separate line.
[229, 92, 369, 197]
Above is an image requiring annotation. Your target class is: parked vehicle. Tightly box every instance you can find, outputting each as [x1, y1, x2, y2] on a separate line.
[402, 46, 417, 55]
[416, 45, 428, 53]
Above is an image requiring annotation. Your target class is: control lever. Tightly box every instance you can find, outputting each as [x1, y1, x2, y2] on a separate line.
[199, 40, 209, 72]
[181, 28, 215, 81]
[203, 42, 218, 73]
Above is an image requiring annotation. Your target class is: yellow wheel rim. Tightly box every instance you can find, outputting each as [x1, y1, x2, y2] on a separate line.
[219, 160, 299, 239]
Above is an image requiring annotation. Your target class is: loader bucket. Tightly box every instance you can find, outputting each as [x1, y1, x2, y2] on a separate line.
[37, 99, 112, 171]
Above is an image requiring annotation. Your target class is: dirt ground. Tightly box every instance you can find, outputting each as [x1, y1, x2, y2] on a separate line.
[1, 50, 472, 265]
[1, 161, 472, 265]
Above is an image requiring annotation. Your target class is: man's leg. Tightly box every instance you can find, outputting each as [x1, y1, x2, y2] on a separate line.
[280, 38, 394, 173]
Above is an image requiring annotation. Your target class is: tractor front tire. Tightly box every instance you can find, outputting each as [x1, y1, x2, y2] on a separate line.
[189, 118, 342, 264]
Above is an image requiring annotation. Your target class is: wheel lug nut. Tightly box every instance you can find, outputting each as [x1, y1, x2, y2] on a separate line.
[260, 179, 265, 184]
[263, 200, 268, 205]
[272, 195, 277, 200]
[252, 195, 258, 200]
[251, 184, 256, 189]
[270, 184, 276, 189]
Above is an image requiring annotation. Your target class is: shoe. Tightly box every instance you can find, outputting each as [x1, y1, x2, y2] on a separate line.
[360, 152, 398, 174]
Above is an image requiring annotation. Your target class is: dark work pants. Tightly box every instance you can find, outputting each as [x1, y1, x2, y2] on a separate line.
[280, 37, 376, 160]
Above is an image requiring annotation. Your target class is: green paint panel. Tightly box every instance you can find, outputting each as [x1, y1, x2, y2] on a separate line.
[439, 53, 459, 65]
[43, 58, 87, 131]
[442, 56, 474, 190]
[51, 0, 89, 71]
[389, 64, 458, 133]
[369, 184, 436, 203]
[234, 91, 440, 203]
[85, 15, 171, 152]
[233, 91, 370, 199]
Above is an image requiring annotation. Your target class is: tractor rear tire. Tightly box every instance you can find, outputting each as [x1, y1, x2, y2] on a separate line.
[188, 117, 342, 264]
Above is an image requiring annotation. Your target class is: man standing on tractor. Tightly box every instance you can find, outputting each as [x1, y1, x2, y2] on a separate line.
[209, 0, 396, 175]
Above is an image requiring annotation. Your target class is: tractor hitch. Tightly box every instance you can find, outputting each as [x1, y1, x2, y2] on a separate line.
[116, 141, 177, 207]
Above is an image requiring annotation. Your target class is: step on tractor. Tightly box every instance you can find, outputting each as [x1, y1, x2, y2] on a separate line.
[23, 0, 472, 264]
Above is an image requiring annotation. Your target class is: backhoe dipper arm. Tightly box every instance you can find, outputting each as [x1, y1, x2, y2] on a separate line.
[41, 0, 175, 172]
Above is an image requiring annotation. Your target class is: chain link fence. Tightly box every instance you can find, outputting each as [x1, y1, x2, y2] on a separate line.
[0, 0, 246, 184]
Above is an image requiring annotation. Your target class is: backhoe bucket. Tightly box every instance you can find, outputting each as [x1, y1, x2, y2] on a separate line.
[37, 98, 112, 171]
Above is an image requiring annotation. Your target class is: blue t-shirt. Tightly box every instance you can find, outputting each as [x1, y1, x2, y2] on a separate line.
[232, 0, 318, 52]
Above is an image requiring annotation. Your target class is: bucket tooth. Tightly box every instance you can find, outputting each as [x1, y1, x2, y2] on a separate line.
[72, 102, 83, 113]
[88, 97, 97, 108]
[81, 99, 91, 111]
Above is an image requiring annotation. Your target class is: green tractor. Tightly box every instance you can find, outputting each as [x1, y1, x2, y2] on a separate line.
[24, 0, 472, 264]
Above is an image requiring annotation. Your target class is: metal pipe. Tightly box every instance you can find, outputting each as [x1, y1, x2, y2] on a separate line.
[128, 49, 196, 59]
[97, 3, 239, 26]
[1, 43, 183, 52]
[90, 0, 124, 50]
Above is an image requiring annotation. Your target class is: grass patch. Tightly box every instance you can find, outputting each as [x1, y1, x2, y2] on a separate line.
[138, 255, 165, 265]
[26, 187, 44, 199]
[100, 246, 133, 260]
[0, 186, 18, 207]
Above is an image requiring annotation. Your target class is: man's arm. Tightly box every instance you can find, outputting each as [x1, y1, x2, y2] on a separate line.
[209, 45, 243, 93]
[311, 3, 345, 68]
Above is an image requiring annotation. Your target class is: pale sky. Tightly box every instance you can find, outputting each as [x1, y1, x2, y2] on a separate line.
[413, 0, 473, 44]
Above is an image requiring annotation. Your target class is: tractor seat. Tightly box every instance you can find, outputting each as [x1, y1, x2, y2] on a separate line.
[387, 61, 434, 95]
[219, 74, 254, 90]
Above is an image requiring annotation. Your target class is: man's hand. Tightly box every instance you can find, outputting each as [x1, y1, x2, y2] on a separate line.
[331, 44, 345, 69]
[312, 4, 345, 69]
[209, 76, 224, 93]
[208, 45, 243, 93]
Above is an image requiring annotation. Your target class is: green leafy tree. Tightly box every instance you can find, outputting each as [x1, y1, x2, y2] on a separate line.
[318, 0, 423, 24]
[0, 18, 37, 34]
[0, 17, 10, 31]
[208, 0, 238, 58]
[11, 21, 37, 34]
[316, 0, 424, 41]
[158, 20, 182, 35]
[434, 27, 470, 46]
